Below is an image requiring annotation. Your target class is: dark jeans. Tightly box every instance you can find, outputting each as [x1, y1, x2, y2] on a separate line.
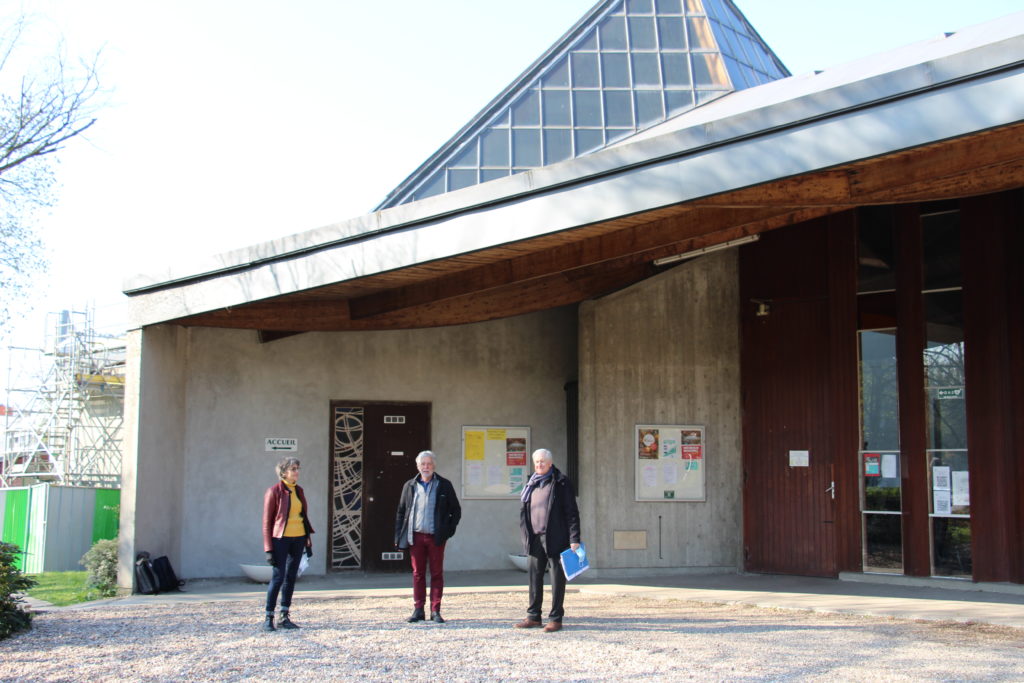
[527, 533, 566, 621]
[265, 535, 306, 613]
[410, 531, 446, 612]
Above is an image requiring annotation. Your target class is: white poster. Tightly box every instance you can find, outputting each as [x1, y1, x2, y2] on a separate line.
[934, 490, 952, 515]
[951, 470, 970, 507]
[932, 465, 951, 491]
[881, 453, 899, 479]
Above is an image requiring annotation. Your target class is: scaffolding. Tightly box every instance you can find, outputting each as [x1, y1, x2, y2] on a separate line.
[1, 309, 125, 488]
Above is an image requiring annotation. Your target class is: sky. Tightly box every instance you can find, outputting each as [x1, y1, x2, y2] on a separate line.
[3, 0, 1023, 352]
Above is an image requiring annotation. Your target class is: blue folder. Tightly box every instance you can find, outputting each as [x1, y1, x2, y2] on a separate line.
[559, 543, 589, 581]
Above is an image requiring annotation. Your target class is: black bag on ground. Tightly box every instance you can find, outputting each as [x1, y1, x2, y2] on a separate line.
[134, 552, 159, 595]
[152, 555, 185, 592]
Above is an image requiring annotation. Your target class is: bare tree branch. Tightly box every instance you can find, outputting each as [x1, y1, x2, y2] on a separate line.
[0, 15, 103, 335]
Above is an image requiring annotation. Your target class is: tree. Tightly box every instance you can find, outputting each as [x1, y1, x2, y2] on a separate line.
[0, 16, 101, 334]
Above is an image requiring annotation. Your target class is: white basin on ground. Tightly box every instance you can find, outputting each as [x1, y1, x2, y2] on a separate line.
[508, 554, 528, 572]
[240, 563, 274, 583]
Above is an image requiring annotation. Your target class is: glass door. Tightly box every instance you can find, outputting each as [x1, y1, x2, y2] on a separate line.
[921, 208, 969, 577]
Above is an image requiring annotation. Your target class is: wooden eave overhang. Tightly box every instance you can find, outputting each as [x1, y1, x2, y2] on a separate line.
[169, 120, 1024, 334]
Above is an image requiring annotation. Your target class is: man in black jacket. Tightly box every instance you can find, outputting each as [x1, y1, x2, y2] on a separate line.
[394, 450, 461, 623]
[515, 448, 581, 632]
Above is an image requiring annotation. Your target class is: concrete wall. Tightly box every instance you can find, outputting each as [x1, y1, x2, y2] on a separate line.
[578, 250, 742, 575]
[119, 325, 189, 587]
[148, 306, 578, 579]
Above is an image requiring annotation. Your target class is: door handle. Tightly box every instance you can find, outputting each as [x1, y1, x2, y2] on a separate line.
[825, 481, 835, 500]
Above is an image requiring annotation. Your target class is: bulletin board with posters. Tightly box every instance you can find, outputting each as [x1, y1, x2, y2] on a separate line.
[635, 424, 705, 502]
[461, 426, 531, 499]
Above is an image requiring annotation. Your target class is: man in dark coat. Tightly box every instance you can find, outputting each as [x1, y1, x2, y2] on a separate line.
[515, 448, 581, 632]
[394, 450, 461, 623]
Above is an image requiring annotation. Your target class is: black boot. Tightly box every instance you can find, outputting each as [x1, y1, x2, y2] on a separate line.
[263, 613, 275, 632]
[278, 610, 299, 629]
[407, 607, 425, 623]
[430, 611, 446, 623]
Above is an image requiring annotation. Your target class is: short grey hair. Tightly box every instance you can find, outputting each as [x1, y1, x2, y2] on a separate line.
[276, 457, 300, 479]
[532, 448, 553, 463]
[415, 450, 436, 465]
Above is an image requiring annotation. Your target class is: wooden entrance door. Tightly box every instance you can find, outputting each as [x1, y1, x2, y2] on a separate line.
[740, 220, 840, 577]
[330, 402, 430, 572]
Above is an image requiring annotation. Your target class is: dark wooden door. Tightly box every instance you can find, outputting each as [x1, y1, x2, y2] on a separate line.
[361, 402, 430, 572]
[740, 220, 838, 577]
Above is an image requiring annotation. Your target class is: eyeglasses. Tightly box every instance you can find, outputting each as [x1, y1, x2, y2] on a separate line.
[288, 466, 300, 472]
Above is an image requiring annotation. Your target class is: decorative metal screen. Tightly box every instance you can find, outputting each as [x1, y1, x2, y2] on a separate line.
[331, 407, 364, 569]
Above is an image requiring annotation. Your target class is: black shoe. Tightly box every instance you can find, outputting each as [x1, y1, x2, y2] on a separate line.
[407, 607, 425, 623]
[263, 615, 275, 632]
[278, 613, 299, 630]
[430, 611, 445, 623]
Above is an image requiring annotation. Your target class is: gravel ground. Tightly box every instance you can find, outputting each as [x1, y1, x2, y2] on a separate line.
[3, 591, 1023, 682]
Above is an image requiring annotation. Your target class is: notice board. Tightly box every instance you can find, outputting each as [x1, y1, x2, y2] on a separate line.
[635, 424, 705, 502]
[461, 426, 531, 499]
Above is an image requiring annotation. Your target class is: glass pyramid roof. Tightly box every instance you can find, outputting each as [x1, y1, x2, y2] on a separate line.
[375, 0, 788, 210]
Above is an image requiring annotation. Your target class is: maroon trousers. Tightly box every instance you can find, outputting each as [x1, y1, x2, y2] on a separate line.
[410, 532, 446, 612]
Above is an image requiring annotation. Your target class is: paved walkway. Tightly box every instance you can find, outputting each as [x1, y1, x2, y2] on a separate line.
[26, 569, 1024, 629]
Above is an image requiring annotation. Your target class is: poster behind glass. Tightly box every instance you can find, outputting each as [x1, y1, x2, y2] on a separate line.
[635, 424, 705, 502]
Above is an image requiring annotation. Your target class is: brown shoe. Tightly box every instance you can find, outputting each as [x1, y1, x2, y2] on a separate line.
[514, 618, 542, 629]
[543, 620, 562, 632]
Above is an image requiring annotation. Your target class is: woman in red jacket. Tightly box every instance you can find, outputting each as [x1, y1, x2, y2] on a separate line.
[262, 457, 314, 631]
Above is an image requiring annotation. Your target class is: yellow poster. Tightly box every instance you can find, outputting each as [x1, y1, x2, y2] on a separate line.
[486, 428, 507, 440]
[464, 430, 485, 460]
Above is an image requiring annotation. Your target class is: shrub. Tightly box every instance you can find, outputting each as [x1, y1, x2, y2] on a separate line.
[80, 538, 119, 598]
[0, 541, 36, 640]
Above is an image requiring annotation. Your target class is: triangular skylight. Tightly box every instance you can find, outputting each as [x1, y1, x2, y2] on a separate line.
[375, 0, 788, 210]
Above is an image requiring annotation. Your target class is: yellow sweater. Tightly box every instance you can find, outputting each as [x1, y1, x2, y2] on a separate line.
[282, 480, 305, 537]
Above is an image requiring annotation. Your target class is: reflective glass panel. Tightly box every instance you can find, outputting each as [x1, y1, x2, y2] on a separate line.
[665, 89, 693, 115]
[480, 128, 509, 167]
[448, 169, 476, 191]
[692, 53, 729, 87]
[658, 17, 686, 49]
[929, 450, 969, 515]
[542, 90, 570, 126]
[627, 0, 654, 13]
[604, 90, 634, 127]
[635, 90, 663, 125]
[922, 209, 961, 290]
[481, 168, 510, 183]
[571, 52, 599, 88]
[599, 15, 627, 50]
[859, 330, 900, 451]
[573, 90, 603, 127]
[863, 513, 903, 572]
[684, 0, 706, 15]
[579, 29, 598, 51]
[932, 518, 971, 577]
[662, 53, 690, 86]
[416, 170, 444, 200]
[628, 17, 657, 50]
[575, 129, 604, 154]
[449, 142, 477, 168]
[632, 53, 661, 86]
[657, 0, 683, 13]
[511, 91, 540, 126]
[858, 207, 896, 294]
[601, 52, 631, 87]
[723, 56, 748, 89]
[607, 128, 632, 143]
[687, 16, 716, 49]
[512, 129, 541, 166]
[544, 57, 570, 88]
[862, 452, 901, 512]
[544, 129, 572, 164]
